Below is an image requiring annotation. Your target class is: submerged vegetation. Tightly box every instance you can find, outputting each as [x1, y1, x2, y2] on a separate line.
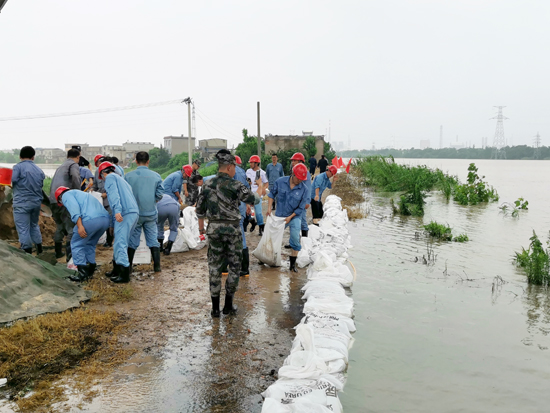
[514, 231, 550, 286]
[423, 221, 469, 242]
[499, 197, 529, 218]
[355, 156, 498, 217]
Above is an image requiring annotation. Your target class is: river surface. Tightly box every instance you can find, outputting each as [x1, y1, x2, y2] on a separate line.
[343, 159, 550, 412]
[0, 163, 59, 178]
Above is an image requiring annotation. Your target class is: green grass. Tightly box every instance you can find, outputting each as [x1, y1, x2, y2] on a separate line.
[453, 233, 469, 242]
[42, 177, 52, 195]
[423, 221, 453, 241]
[514, 231, 550, 285]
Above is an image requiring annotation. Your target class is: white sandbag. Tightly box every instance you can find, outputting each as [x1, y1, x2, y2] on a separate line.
[308, 225, 322, 241]
[303, 296, 354, 318]
[169, 229, 190, 253]
[262, 397, 334, 413]
[302, 281, 349, 302]
[67, 257, 77, 270]
[311, 251, 334, 272]
[307, 263, 354, 288]
[181, 227, 198, 249]
[97, 231, 107, 246]
[133, 231, 152, 264]
[297, 237, 314, 268]
[252, 215, 286, 267]
[300, 310, 356, 334]
[89, 191, 107, 244]
[182, 207, 200, 238]
[279, 351, 328, 380]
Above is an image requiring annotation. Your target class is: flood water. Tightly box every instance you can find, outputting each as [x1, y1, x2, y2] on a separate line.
[343, 159, 550, 412]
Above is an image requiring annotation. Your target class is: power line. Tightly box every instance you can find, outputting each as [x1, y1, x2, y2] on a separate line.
[0, 99, 185, 122]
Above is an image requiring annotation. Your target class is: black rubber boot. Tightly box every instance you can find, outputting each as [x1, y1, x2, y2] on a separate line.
[65, 241, 72, 262]
[259, 224, 265, 236]
[111, 265, 130, 283]
[150, 247, 161, 272]
[240, 248, 250, 277]
[284, 244, 292, 249]
[127, 248, 136, 275]
[158, 239, 165, 253]
[211, 296, 220, 318]
[301, 230, 309, 237]
[36, 243, 43, 254]
[103, 231, 113, 247]
[88, 263, 97, 279]
[289, 256, 298, 273]
[23, 248, 33, 254]
[249, 219, 257, 233]
[105, 260, 119, 278]
[69, 265, 89, 282]
[163, 240, 173, 256]
[54, 242, 64, 258]
[222, 294, 237, 315]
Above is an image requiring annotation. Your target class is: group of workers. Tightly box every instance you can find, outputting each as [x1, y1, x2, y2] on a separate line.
[10, 145, 338, 317]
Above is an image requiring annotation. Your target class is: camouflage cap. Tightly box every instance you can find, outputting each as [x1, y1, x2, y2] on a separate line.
[193, 159, 202, 166]
[215, 149, 236, 165]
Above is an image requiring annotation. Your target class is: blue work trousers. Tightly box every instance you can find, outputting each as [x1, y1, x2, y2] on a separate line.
[157, 203, 180, 242]
[129, 214, 159, 250]
[254, 202, 265, 226]
[301, 209, 309, 231]
[113, 212, 138, 267]
[71, 216, 110, 266]
[13, 204, 42, 249]
[285, 216, 302, 251]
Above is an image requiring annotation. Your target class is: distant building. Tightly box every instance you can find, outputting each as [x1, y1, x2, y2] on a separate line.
[265, 132, 325, 160]
[420, 140, 430, 149]
[163, 135, 196, 156]
[35, 148, 65, 163]
[64, 141, 155, 166]
[198, 138, 227, 160]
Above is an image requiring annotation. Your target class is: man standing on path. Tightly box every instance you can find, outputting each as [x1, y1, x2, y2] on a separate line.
[163, 165, 193, 205]
[11, 146, 45, 254]
[309, 154, 318, 178]
[156, 194, 180, 255]
[265, 154, 284, 210]
[246, 155, 268, 236]
[99, 162, 139, 284]
[267, 163, 310, 272]
[185, 159, 202, 206]
[196, 150, 255, 317]
[55, 187, 110, 282]
[49, 148, 82, 260]
[318, 154, 328, 174]
[125, 152, 164, 273]
[289, 152, 312, 238]
[311, 165, 338, 223]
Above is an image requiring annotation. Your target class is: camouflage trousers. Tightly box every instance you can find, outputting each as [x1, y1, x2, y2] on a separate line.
[207, 222, 243, 297]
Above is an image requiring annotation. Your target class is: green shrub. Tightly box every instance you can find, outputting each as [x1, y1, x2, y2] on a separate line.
[453, 233, 469, 242]
[514, 231, 550, 285]
[453, 163, 498, 205]
[423, 221, 452, 241]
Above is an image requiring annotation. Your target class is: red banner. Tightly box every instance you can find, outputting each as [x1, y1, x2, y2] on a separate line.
[346, 158, 352, 173]
[332, 156, 339, 166]
[338, 157, 344, 168]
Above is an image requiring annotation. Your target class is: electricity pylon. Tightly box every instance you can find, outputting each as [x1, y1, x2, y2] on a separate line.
[491, 106, 508, 159]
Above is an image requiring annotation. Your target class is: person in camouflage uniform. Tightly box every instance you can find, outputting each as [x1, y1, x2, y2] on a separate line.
[196, 150, 255, 317]
[185, 159, 201, 206]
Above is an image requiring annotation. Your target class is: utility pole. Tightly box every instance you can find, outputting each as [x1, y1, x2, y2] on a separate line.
[490, 106, 508, 159]
[183, 97, 193, 165]
[257, 102, 261, 156]
[534, 132, 541, 160]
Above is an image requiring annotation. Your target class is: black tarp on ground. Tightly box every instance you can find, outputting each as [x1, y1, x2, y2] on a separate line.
[0, 240, 92, 324]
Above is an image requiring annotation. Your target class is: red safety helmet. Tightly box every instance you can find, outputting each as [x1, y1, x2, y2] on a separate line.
[55, 186, 70, 206]
[98, 161, 115, 179]
[235, 155, 242, 165]
[290, 152, 305, 162]
[249, 155, 261, 164]
[182, 165, 193, 177]
[293, 163, 308, 181]
[94, 154, 105, 167]
[328, 165, 338, 176]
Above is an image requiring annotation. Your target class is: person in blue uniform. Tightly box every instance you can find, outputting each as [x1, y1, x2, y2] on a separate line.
[125, 151, 164, 272]
[55, 187, 110, 282]
[311, 165, 338, 223]
[289, 152, 312, 238]
[79, 166, 94, 191]
[156, 194, 180, 255]
[163, 165, 193, 204]
[112, 157, 125, 176]
[267, 163, 310, 272]
[99, 162, 139, 283]
[11, 146, 46, 254]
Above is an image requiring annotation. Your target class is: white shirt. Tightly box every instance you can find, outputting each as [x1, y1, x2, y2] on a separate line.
[246, 168, 268, 193]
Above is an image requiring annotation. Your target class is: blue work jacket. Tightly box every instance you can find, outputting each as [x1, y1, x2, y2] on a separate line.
[125, 166, 164, 217]
[104, 173, 139, 216]
[12, 160, 45, 207]
[269, 176, 309, 218]
[115, 165, 125, 176]
[311, 172, 332, 199]
[266, 163, 284, 187]
[163, 170, 186, 201]
[61, 190, 109, 223]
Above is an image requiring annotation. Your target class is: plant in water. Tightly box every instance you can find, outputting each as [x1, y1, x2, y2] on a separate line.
[499, 197, 529, 218]
[424, 221, 452, 241]
[453, 233, 469, 242]
[453, 163, 499, 205]
[514, 231, 550, 285]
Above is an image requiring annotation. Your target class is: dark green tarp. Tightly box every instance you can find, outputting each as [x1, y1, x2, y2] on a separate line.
[0, 240, 92, 324]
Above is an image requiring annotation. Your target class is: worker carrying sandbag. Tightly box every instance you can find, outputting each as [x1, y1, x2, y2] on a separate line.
[263, 163, 310, 272]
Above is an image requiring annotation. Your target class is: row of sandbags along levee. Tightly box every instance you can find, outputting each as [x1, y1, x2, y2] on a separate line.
[261, 195, 356, 413]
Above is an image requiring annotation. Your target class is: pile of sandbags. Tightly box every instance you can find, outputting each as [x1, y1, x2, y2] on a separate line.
[262, 195, 355, 412]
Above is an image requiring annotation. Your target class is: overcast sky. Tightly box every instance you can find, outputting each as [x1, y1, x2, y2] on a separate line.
[1, 0, 549, 151]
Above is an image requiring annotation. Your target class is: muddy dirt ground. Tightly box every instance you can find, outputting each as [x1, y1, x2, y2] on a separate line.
[1, 202, 318, 412]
